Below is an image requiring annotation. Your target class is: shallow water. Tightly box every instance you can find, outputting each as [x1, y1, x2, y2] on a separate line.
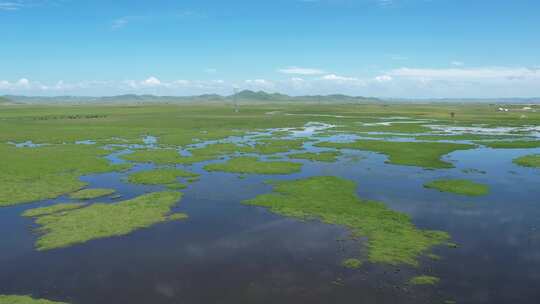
[1, 131, 539, 304]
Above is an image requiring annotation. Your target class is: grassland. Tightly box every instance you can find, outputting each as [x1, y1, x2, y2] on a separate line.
[288, 151, 341, 162]
[315, 140, 475, 169]
[25, 191, 184, 250]
[409, 275, 440, 285]
[205, 157, 302, 175]
[424, 179, 489, 196]
[244, 176, 449, 266]
[513, 154, 540, 168]
[0, 295, 68, 304]
[0, 144, 131, 207]
[69, 188, 116, 200]
[244, 139, 306, 154]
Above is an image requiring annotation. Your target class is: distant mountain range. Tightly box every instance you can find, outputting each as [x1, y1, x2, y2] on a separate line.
[1, 90, 539, 104]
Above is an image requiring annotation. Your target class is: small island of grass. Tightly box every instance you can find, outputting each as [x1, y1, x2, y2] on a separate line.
[243, 176, 449, 266]
[342, 258, 363, 269]
[0, 295, 68, 304]
[480, 140, 540, 149]
[127, 168, 199, 189]
[25, 191, 185, 250]
[69, 188, 116, 200]
[204, 157, 302, 175]
[409, 275, 440, 286]
[513, 154, 540, 168]
[315, 140, 474, 169]
[288, 151, 341, 162]
[22, 203, 86, 217]
[424, 179, 489, 196]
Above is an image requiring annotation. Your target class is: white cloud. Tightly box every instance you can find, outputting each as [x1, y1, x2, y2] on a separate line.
[141, 76, 162, 87]
[321, 74, 361, 82]
[451, 61, 464, 66]
[278, 66, 325, 75]
[375, 75, 393, 82]
[112, 17, 130, 29]
[0, 1, 22, 10]
[388, 67, 540, 81]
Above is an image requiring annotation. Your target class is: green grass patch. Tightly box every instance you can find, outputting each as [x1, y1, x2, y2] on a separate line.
[205, 157, 302, 175]
[25, 191, 185, 250]
[513, 154, 540, 168]
[409, 275, 440, 285]
[127, 168, 198, 186]
[342, 258, 363, 269]
[22, 203, 86, 217]
[0, 295, 68, 304]
[244, 139, 305, 154]
[416, 133, 525, 141]
[315, 140, 474, 169]
[243, 176, 449, 266]
[69, 188, 116, 200]
[424, 179, 489, 196]
[340, 123, 432, 134]
[480, 140, 540, 149]
[0, 144, 131, 207]
[288, 151, 341, 162]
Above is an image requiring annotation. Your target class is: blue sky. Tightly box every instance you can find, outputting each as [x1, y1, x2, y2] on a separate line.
[1, 0, 539, 98]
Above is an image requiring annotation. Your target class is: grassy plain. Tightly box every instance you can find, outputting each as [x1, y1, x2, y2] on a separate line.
[288, 151, 341, 162]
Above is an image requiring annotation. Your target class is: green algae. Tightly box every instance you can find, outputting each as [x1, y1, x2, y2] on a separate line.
[204, 157, 302, 175]
[409, 275, 440, 285]
[315, 140, 475, 169]
[424, 179, 489, 196]
[25, 191, 184, 250]
[513, 154, 540, 168]
[127, 168, 199, 187]
[0, 295, 68, 304]
[243, 176, 449, 266]
[69, 188, 116, 200]
[480, 140, 540, 149]
[22, 203, 86, 217]
[0, 144, 131, 207]
[342, 258, 363, 269]
[288, 151, 341, 162]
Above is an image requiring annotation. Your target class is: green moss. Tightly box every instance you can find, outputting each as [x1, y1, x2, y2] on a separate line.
[424, 179, 489, 196]
[0, 144, 130, 207]
[288, 151, 341, 162]
[205, 157, 302, 175]
[342, 258, 363, 269]
[22, 203, 86, 217]
[0, 295, 68, 304]
[513, 154, 540, 168]
[25, 191, 184, 250]
[315, 140, 475, 169]
[69, 188, 116, 200]
[243, 176, 449, 266]
[409, 275, 440, 285]
[127, 168, 198, 187]
[480, 140, 540, 149]
[426, 253, 442, 261]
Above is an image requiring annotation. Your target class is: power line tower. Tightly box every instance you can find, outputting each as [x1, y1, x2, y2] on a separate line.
[233, 87, 239, 113]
